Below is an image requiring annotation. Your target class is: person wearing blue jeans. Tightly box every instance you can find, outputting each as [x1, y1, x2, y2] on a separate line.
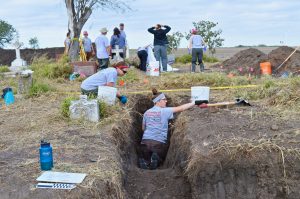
[189, 29, 206, 72]
[148, 24, 171, 72]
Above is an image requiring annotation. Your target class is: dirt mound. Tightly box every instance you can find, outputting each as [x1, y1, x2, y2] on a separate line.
[214, 46, 300, 75]
[268, 46, 300, 74]
[216, 48, 267, 75]
[0, 47, 64, 66]
[167, 105, 300, 198]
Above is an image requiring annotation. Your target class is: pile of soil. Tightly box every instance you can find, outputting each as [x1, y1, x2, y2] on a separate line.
[268, 46, 300, 74]
[213, 48, 268, 75]
[166, 105, 300, 198]
[214, 46, 300, 75]
[0, 47, 64, 66]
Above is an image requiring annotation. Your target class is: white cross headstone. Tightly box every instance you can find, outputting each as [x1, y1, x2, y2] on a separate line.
[111, 45, 123, 61]
[10, 40, 27, 72]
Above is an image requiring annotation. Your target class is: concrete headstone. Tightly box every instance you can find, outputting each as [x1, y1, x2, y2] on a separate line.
[18, 70, 34, 95]
[69, 95, 99, 122]
[10, 41, 27, 72]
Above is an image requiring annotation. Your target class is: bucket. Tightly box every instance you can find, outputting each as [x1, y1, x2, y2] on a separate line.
[97, 86, 117, 105]
[146, 61, 160, 76]
[260, 62, 272, 75]
[191, 86, 210, 102]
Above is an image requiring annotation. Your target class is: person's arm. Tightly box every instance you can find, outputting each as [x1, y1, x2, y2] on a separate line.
[163, 25, 171, 33]
[105, 82, 114, 87]
[189, 36, 193, 50]
[106, 46, 111, 55]
[172, 102, 195, 113]
[148, 27, 156, 34]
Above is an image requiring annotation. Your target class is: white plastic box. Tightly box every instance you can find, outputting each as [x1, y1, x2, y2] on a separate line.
[97, 86, 117, 105]
[191, 86, 210, 102]
[146, 61, 160, 76]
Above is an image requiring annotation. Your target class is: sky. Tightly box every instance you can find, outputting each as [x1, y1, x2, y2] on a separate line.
[0, 0, 300, 49]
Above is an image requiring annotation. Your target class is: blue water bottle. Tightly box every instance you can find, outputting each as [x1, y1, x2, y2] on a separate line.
[39, 140, 53, 170]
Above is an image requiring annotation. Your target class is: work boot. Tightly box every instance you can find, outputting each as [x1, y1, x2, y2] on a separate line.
[138, 158, 149, 170]
[200, 63, 205, 72]
[150, 153, 159, 170]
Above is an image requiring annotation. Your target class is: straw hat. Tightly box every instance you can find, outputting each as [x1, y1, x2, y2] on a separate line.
[100, 27, 108, 33]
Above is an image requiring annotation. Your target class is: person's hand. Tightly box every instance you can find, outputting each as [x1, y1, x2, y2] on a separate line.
[118, 95, 127, 104]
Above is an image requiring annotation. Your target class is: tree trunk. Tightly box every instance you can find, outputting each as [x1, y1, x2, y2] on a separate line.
[65, 0, 92, 61]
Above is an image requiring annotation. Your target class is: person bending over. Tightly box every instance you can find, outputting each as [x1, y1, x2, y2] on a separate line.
[80, 65, 129, 104]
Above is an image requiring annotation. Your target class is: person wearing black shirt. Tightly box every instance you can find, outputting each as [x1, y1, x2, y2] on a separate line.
[148, 24, 171, 72]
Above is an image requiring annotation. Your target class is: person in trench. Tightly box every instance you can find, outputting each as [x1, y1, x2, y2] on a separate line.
[139, 89, 200, 170]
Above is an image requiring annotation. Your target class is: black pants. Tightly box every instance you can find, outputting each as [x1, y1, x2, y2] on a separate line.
[140, 139, 168, 165]
[137, 50, 148, 71]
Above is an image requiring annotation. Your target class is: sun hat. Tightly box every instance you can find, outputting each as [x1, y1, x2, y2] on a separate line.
[83, 31, 88, 35]
[100, 27, 108, 33]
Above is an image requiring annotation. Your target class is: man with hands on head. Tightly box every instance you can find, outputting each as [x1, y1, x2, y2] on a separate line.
[148, 24, 171, 72]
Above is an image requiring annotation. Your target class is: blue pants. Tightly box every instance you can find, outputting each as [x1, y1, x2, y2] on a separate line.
[97, 58, 109, 71]
[154, 45, 168, 71]
[192, 48, 205, 72]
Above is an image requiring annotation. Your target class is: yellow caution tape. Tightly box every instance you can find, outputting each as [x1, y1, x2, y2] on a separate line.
[55, 84, 259, 95]
[125, 84, 259, 94]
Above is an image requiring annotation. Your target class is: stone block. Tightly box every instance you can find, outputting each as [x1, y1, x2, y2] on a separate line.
[69, 95, 99, 122]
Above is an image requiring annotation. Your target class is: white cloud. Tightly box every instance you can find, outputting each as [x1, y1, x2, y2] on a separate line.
[0, 0, 299, 48]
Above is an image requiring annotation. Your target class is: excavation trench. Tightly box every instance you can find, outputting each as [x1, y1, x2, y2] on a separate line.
[122, 95, 192, 199]
[114, 95, 300, 199]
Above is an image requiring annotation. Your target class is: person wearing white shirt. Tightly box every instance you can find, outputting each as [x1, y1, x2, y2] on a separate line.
[95, 27, 110, 70]
[189, 29, 207, 72]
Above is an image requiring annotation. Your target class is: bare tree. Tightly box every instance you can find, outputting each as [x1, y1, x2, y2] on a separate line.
[65, 0, 131, 61]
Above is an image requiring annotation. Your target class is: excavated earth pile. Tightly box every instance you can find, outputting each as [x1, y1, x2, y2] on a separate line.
[166, 105, 300, 198]
[268, 46, 300, 74]
[214, 46, 300, 75]
[213, 48, 268, 75]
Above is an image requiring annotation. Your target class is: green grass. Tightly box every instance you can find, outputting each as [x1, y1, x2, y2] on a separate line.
[0, 65, 10, 73]
[28, 80, 53, 97]
[61, 96, 79, 118]
[175, 54, 218, 64]
[118, 69, 140, 84]
[30, 55, 72, 79]
[159, 72, 252, 89]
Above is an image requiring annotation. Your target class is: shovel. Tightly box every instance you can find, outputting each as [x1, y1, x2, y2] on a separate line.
[196, 98, 251, 108]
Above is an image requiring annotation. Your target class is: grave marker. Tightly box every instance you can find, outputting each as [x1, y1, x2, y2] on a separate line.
[10, 41, 27, 72]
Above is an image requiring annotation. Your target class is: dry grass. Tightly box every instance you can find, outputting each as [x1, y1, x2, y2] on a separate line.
[185, 130, 300, 194]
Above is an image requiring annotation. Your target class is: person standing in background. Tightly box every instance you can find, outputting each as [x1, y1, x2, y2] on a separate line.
[110, 27, 126, 59]
[189, 29, 206, 73]
[119, 23, 128, 58]
[82, 31, 94, 61]
[64, 32, 71, 55]
[95, 27, 110, 70]
[148, 24, 171, 72]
